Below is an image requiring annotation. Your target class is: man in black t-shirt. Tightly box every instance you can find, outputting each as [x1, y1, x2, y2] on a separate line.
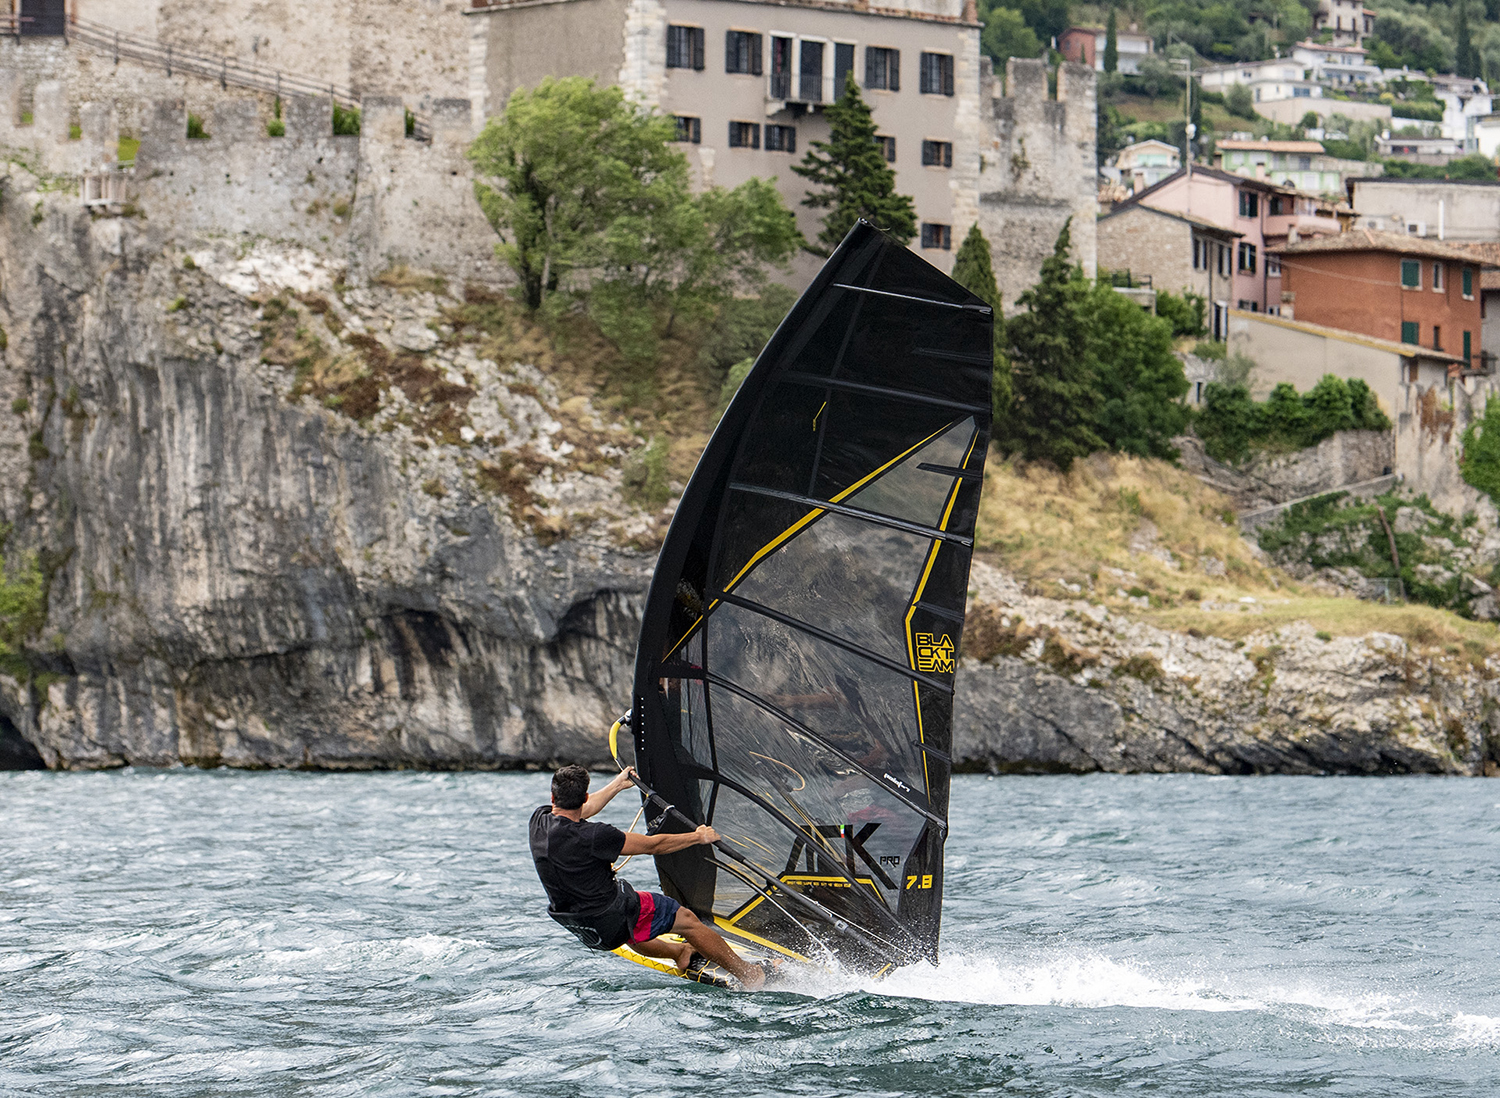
[529, 764, 764, 989]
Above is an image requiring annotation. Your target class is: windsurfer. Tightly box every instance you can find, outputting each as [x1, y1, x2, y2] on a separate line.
[529, 764, 766, 990]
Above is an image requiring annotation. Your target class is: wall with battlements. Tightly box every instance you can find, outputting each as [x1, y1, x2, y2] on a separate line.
[976, 58, 1097, 312]
[0, 75, 504, 285]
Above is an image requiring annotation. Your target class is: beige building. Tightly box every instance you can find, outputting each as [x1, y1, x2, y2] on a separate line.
[467, 0, 983, 275]
[1096, 203, 1240, 341]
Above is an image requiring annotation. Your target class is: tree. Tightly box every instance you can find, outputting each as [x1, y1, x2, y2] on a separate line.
[1224, 82, 1256, 120]
[950, 224, 1013, 422]
[469, 76, 802, 363]
[1104, 7, 1119, 74]
[1456, 0, 1480, 79]
[980, 6, 1041, 72]
[793, 74, 916, 255]
[468, 77, 682, 311]
[1090, 288, 1189, 460]
[1003, 220, 1105, 471]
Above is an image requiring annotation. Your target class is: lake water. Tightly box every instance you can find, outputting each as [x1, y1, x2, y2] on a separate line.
[3, 769, 1499, 1097]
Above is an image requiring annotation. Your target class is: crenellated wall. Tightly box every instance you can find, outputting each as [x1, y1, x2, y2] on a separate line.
[976, 58, 1098, 311]
[0, 75, 504, 286]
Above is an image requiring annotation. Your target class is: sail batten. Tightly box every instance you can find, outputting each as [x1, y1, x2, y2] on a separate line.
[630, 222, 992, 971]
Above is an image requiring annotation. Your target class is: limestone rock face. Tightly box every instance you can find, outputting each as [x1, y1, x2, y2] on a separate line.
[953, 562, 1497, 776]
[0, 176, 650, 770]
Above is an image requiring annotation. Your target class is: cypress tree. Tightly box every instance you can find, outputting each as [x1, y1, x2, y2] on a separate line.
[1456, 1, 1478, 79]
[1103, 8, 1119, 74]
[949, 224, 1013, 426]
[1003, 220, 1105, 471]
[792, 73, 917, 255]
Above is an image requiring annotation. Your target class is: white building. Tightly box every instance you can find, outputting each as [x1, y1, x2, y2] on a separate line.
[1109, 138, 1179, 193]
[1057, 24, 1154, 75]
[1289, 41, 1382, 87]
[1431, 75, 1492, 151]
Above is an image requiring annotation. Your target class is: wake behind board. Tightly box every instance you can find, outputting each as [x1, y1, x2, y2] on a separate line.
[612, 220, 994, 983]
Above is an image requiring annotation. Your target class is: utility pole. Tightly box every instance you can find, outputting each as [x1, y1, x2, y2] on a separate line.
[1172, 56, 1195, 209]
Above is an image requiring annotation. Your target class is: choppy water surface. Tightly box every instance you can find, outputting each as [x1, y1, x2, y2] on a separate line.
[3, 771, 1500, 1096]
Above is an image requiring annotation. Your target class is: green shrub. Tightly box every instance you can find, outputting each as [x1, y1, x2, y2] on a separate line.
[715, 358, 755, 422]
[186, 113, 209, 140]
[623, 436, 671, 508]
[1195, 375, 1391, 464]
[1460, 397, 1500, 504]
[332, 103, 361, 136]
[1155, 289, 1206, 337]
[267, 97, 285, 137]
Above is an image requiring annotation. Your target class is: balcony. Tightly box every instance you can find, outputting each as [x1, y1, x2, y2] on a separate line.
[767, 72, 840, 107]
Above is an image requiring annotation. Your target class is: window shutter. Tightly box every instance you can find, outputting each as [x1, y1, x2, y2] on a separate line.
[751, 34, 762, 75]
[943, 55, 953, 96]
[889, 49, 899, 90]
[725, 30, 736, 72]
[752, 123, 761, 149]
[692, 27, 704, 70]
[865, 47, 877, 88]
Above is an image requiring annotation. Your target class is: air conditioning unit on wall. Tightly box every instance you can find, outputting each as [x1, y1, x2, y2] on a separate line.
[1407, 221, 1428, 237]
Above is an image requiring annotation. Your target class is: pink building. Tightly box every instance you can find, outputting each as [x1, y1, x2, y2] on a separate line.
[1114, 166, 1342, 319]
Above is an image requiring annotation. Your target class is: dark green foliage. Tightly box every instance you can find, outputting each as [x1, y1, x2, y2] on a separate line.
[1195, 375, 1391, 464]
[1456, 0, 1480, 78]
[1155, 289, 1206, 337]
[1004, 221, 1105, 472]
[1371, 7, 1454, 73]
[980, 5, 1042, 70]
[1460, 397, 1500, 505]
[1390, 101, 1446, 123]
[1382, 155, 1497, 181]
[404, 108, 416, 138]
[1224, 83, 1256, 119]
[1104, 7, 1119, 73]
[1258, 491, 1475, 613]
[267, 97, 285, 138]
[697, 285, 797, 375]
[1144, 0, 1310, 62]
[1321, 137, 1367, 161]
[186, 113, 208, 139]
[793, 75, 916, 254]
[950, 224, 1012, 422]
[1092, 288, 1190, 460]
[332, 103, 361, 136]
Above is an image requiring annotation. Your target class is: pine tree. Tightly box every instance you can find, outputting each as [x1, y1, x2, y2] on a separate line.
[1103, 8, 1119, 74]
[792, 73, 917, 255]
[949, 224, 1013, 426]
[1003, 220, 1105, 471]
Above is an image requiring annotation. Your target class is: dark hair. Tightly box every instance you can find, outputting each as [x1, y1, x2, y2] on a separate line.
[552, 764, 590, 810]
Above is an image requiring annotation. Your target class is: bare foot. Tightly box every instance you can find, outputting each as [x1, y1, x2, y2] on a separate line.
[737, 963, 766, 990]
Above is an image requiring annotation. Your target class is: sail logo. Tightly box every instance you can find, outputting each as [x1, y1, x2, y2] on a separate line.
[913, 633, 955, 674]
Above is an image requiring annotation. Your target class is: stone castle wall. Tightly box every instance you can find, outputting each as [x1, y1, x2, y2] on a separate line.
[0, 74, 504, 286]
[977, 57, 1097, 311]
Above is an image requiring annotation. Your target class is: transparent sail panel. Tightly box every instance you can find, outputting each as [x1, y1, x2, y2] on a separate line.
[843, 418, 975, 527]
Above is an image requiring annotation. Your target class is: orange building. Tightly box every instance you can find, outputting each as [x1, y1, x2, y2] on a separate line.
[1274, 230, 1494, 371]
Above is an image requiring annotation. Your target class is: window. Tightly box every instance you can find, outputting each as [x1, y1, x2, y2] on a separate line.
[866, 46, 900, 90]
[1433, 262, 1445, 291]
[921, 140, 952, 167]
[667, 25, 705, 70]
[1218, 244, 1231, 278]
[834, 42, 855, 97]
[1401, 258, 1421, 289]
[1465, 330, 1473, 362]
[1193, 238, 1206, 270]
[799, 40, 824, 102]
[1239, 190, 1259, 218]
[1401, 320, 1419, 344]
[1238, 242, 1257, 273]
[770, 36, 793, 98]
[876, 134, 896, 162]
[919, 52, 954, 95]
[673, 115, 701, 144]
[1298, 156, 1311, 170]
[1464, 266, 1475, 298]
[1269, 195, 1285, 216]
[765, 124, 796, 153]
[1434, 325, 1442, 350]
[725, 30, 762, 75]
[1238, 299, 1259, 312]
[920, 223, 951, 250]
[1266, 255, 1281, 277]
[728, 121, 760, 149]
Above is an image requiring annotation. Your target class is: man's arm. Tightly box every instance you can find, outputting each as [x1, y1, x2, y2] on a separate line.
[579, 767, 637, 820]
[620, 824, 720, 856]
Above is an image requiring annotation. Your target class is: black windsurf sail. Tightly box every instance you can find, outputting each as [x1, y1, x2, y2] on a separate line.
[627, 221, 993, 973]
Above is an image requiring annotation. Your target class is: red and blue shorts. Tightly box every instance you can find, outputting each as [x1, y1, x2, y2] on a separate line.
[632, 891, 681, 943]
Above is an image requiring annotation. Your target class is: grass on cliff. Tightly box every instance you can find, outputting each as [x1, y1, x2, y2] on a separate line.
[975, 452, 1500, 659]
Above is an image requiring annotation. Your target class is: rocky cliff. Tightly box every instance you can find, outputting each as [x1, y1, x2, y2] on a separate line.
[0, 168, 653, 770]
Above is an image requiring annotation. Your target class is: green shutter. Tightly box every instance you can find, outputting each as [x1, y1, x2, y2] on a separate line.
[1465, 330, 1473, 362]
[1464, 267, 1474, 297]
[1401, 321, 1419, 344]
[1402, 259, 1420, 288]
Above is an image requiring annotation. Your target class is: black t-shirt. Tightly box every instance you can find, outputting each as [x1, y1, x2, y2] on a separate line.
[529, 805, 634, 916]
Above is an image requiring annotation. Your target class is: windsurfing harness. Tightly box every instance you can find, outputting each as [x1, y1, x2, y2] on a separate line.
[629, 222, 994, 973]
